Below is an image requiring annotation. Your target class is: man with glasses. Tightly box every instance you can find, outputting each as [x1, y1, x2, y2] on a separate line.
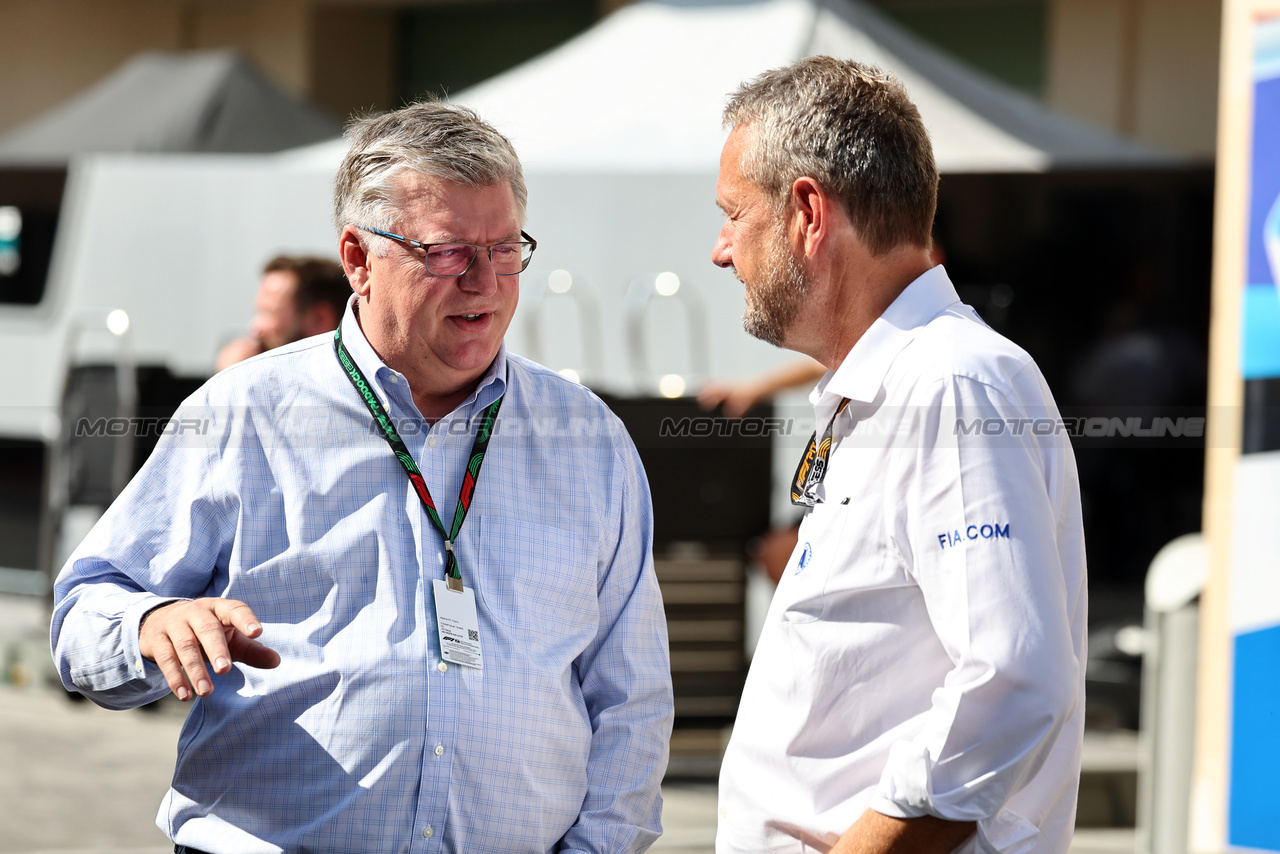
[51, 100, 673, 853]
[711, 58, 1086, 854]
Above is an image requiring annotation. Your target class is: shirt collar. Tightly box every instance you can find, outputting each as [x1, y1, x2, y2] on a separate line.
[338, 297, 509, 415]
[812, 265, 961, 413]
[460, 344, 508, 412]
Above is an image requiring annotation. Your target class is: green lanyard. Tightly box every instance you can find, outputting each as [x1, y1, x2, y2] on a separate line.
[334, 326, 504, 592]
[791, 397, 850, 507]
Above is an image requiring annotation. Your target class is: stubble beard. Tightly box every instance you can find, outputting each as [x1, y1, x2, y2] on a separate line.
[740, 226, 815, 348]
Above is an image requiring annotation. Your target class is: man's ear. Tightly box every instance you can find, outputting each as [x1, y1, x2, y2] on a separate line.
[788, 177, 827, 260]
[339, 226, 372, 296]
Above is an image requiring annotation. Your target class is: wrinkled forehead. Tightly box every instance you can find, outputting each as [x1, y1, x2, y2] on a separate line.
[391, 172, 522, 239]
[381, 158, 527, 224]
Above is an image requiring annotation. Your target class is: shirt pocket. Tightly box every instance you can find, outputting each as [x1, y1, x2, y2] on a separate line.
[468, 515, 598, 634]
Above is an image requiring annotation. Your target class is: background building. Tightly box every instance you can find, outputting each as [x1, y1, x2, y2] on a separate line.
[0, 0, 1222, 160]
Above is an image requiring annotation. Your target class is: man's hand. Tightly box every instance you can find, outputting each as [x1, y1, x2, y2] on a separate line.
[697, 358, 826, 418]
[697, 378, 772, 418]
[215, 336, 266, 372]
[139, 598, 281, 701]
[829, 810, 976, 854]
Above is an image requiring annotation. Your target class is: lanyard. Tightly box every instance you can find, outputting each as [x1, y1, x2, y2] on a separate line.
[334, 326, 504, 592]
[790, 397, 850, 507]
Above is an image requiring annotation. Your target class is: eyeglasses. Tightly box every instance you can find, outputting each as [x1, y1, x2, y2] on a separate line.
[360, 226, 537, 277]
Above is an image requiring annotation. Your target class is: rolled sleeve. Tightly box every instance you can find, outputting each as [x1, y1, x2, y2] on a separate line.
[875, 371, 1082, 848]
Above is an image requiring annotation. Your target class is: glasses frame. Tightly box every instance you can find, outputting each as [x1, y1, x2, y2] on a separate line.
[359, 226, 537, 277]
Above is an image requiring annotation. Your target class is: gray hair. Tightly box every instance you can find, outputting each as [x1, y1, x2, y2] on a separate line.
[333, 99, 526, 254]
[724, 56, 937, 256]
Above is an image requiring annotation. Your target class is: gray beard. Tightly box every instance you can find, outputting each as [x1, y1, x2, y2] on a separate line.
[741, 235, 814, 347]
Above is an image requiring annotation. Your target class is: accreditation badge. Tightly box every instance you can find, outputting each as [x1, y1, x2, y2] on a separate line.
[432, 578, 484, 670]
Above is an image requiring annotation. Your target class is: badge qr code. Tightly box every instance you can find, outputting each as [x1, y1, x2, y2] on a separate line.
[432, 579, 483, 669]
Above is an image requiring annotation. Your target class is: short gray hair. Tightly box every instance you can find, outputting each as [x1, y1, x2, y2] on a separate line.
[724, 56, 937, 256]
[333, 99, 526, 254]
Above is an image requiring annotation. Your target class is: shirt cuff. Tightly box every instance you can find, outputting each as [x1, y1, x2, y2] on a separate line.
[867, 795, 925, 820]
[123, 595, 188, 679]
[869, 795, 1040, 854]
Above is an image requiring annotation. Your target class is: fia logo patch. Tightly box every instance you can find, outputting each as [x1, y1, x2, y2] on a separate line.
[794, 542, 814, 575]
[937, 523, 1011, 549]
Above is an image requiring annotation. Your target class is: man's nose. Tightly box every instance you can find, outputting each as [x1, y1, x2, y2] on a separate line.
[712, 224, 733, 269]
[460, 251, 500, 294]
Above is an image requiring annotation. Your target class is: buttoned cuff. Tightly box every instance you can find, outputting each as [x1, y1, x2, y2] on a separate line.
[123, 595, 189, 679]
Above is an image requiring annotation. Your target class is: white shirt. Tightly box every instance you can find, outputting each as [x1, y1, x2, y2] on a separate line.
[717, 266, 1087, 854]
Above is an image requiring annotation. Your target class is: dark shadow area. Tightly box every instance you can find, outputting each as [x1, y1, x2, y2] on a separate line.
[0, 438, 45, 570]
[938, 167, 1212, 590]
[0, 168, 65, 306]
[597, 395, 773, 556]
[397, 0, 598, 102]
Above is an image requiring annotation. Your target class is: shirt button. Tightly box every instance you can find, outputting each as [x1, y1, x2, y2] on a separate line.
[422, 825, 433, 838]
[388, 375, 399, 384]
[434, 744, 445, 756]
[437, 661, 448, 673]
[428, 436, 437, 448]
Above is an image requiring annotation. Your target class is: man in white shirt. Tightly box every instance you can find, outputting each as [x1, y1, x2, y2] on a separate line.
[711, 57, 1086, 854]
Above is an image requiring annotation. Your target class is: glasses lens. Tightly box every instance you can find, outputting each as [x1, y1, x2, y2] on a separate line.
[490, 242, 533, 275]
[424, 244, 478, 276]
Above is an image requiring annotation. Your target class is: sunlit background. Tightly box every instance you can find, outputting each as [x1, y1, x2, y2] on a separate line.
[0, 2, 1246, 852]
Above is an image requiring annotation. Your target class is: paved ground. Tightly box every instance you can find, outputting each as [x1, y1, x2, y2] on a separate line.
[0, 683, 717, 854]
[1, 593, 1131, 854]
[0, 685, 184, 854]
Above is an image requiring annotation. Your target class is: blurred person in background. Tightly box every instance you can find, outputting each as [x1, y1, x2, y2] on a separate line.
[698, 355, 826, 419]
[214, 255, 350, 370]
[52, 100, 672, 854]
[711, 57, 1086, 854]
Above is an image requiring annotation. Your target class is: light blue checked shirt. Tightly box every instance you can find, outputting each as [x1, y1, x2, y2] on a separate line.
[51, 305, 673, 853]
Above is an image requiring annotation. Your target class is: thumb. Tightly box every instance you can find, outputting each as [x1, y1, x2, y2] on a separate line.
[227, 631, 282, 669]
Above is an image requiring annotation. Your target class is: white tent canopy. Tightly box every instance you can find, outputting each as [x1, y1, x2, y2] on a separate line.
[285, 0, 1171, 174]
[276, 0, 1178, 411]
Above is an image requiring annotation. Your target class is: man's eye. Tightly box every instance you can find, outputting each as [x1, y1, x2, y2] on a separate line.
[491, 244, 520, 258]
[429, 245, 471, 261]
